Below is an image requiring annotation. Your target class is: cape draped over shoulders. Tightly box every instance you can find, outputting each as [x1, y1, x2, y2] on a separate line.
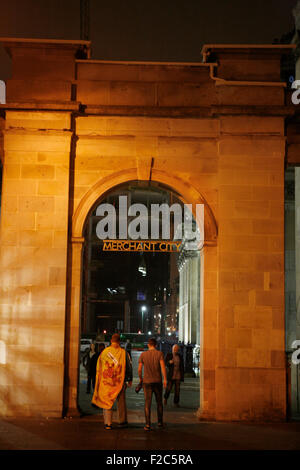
[92, 345, 126, 409]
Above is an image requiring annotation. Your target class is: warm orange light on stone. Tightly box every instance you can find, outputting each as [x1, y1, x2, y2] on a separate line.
[0, 38, 295, 420]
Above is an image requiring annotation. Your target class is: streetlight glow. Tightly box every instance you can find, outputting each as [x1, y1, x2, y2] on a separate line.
[140, 305, 147, 332]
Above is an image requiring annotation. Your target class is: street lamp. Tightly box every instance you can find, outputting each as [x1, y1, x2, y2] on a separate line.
[141, 305, 147, 332]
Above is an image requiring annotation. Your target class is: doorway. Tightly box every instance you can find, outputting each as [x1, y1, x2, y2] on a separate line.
[77, 181, 201, 417]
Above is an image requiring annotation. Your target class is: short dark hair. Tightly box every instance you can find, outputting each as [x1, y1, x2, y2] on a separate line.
[148, 338, 157, 347]
[111, 333, 120, 343]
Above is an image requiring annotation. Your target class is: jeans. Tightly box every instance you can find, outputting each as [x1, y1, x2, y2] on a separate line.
[164, 379, 181, 404]
[86, 374, 96, 393]
[103, 383, 128, 425]
[143, 382, 163, 426]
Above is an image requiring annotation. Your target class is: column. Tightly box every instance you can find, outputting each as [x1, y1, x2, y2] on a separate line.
[293, 168, 300, 415]
[64, 237, 84, 417]
[197, 244, 218, 420]
[0, 112, 72, 417]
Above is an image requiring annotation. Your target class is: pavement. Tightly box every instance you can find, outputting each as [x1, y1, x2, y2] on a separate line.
[0, 412, 300, 451]
[0, 351, 299, 451]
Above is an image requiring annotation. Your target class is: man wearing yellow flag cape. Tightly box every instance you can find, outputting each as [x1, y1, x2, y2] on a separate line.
[92, 333, 132, 430]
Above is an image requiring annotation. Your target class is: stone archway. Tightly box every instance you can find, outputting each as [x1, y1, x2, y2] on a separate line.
[72, 168, 218, 242]
[64, 169, 218, 417]
[0, 38, 290, 421]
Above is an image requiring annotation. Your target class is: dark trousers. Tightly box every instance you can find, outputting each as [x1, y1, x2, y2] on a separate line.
[87, 374, 96, 393]
[143, 382, 163, 426]
[164, 379, 181, 404]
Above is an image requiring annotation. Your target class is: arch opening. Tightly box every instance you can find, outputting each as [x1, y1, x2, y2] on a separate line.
[76, 180, 203, 417]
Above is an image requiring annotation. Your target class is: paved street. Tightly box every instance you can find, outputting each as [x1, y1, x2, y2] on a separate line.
[0, 414, 300, 451]
[0, 350, 299, 451]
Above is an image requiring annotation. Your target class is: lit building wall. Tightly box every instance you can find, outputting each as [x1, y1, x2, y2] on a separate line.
[0, 39, 85, 417]
[0, 110, 72, 416]
[0, 38, 294, 421]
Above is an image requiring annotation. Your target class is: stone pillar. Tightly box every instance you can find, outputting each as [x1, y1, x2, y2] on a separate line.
[0, 111, 72, 417]
[178, 249, 200, 345]
[178, 260, 185, 343]
[285, 168, 296, 350]
[293, 5, 300, 350]
[288, 3, 300, 417]
[64, 237, 84, 417]
[197, 244, 218, 420]
[214, 114, 286, 421]
[85, 217, 94, 333]
[295, 178, 300, 341]
[293, 168, 300, 415]
[184, 263, 190, 344]
[189, 253, 200, 345]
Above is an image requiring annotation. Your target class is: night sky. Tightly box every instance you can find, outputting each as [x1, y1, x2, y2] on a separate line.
[0, 0, 296, 79]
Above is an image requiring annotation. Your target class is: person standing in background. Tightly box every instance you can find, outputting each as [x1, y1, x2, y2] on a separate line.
[138, 338, 167, 431]
[164, 344, 184, 407]
[84, 342, 99, 394]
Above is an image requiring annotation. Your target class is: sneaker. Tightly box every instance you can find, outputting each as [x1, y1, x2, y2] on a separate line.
[104, 424, 112, 430]
[144, 425, 151, 431]
[157, 422, 164, 428]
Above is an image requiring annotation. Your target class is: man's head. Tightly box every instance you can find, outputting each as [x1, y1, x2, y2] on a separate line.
[111, 333, 121, 344]
[172, 344, 179, 354]
[148, 338, 157, 349]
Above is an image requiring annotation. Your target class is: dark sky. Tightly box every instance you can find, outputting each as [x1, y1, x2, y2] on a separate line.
[0, 0, 297, 79]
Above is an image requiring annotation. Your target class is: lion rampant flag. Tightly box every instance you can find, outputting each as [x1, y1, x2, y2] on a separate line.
[92, 345, 126, 409]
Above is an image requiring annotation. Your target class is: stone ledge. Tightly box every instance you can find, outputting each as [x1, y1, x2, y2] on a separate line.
[0, 102, 80, 111]
[83, 105, 295, 117]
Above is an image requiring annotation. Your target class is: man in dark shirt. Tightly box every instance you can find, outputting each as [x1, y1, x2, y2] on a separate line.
[138, 338, 167, 431]
[164, 344, 184, 407]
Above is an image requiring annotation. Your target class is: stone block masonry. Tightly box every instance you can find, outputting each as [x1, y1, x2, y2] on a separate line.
[0, 38, 295, 420]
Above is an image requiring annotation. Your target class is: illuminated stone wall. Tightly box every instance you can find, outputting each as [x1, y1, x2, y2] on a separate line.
[0, 111, 72, 416]
[0, 40, 81, 417]
[0, 39, 294, 420]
